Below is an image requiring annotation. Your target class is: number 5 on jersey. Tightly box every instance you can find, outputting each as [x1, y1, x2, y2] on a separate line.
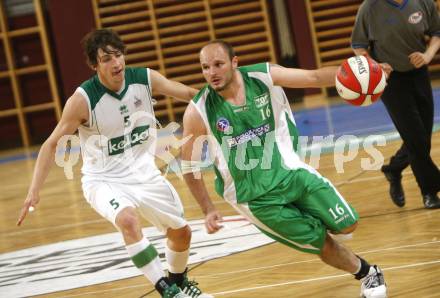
[109, 198, 120, 210]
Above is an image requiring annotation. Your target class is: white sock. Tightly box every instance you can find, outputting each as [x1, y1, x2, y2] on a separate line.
[126, 238, 165, 285]
[352, 257, 362, 275]
[165, 246, 189, 274]
[329, 232, 353, 242]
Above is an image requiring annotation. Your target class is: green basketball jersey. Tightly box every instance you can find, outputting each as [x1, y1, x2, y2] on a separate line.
[192, 63, 306, 204]
[76, 67, 161, 184]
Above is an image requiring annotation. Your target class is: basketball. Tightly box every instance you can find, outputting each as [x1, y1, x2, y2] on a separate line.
[335, 55, 386, 106]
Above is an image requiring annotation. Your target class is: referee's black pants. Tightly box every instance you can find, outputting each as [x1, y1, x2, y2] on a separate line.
[381, 66, 440, 195]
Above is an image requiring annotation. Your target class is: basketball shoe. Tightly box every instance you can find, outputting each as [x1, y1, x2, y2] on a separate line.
[169, 268, 213, 298]
[180, 278, 213, 298]
[162, 284, 190, 298]
[360, 265, 387, 298]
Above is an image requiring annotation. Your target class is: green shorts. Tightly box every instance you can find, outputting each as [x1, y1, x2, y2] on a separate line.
[240, 167, 359, 255]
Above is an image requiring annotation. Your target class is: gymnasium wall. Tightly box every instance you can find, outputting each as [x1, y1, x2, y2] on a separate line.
[2, 0, 440, 150]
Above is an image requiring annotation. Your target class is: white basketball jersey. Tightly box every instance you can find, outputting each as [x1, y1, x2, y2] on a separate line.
[76, 67, 161, 184]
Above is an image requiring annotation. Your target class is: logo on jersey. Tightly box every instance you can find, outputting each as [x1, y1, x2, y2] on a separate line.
[254, 92, 269, 108]
[216, 117, 230, 132]
[108, 125, 149, 155]
[227, 123, 271, 148]
[119, 104, 129, 115]
[134, 97, 142, 108]
[233, 106, 249, 113]
[408, 11, 423, 24]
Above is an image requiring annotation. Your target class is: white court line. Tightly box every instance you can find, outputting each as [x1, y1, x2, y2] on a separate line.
[60, 258, 440, 297]
[61, 284, 148, 298]
[5, 219, 106, 236]
[201, 239, 440, 278]
[211, 259, 440, 296]
[334, 171, 413, 186]
[58, 240, 440, 297]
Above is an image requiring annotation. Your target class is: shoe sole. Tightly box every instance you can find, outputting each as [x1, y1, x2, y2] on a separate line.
[360, 284, 387, 298]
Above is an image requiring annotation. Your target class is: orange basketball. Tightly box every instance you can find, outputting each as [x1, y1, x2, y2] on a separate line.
[335, 55, 386, 106]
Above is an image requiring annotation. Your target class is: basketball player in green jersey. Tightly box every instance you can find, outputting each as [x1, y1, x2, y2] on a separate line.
[17, 29, 212, 298]
[181, 40, 387, 298]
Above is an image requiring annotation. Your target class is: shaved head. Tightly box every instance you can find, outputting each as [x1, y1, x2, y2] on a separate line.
[201, 39, 235, 61]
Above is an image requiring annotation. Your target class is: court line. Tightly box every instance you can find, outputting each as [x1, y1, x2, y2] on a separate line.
[4, 219, 107, 237]
[58, 242, 440, 297]
[200, 239, 440, 278]
[334, 170, 413, 186]
[60, 284, 150, 298]
[210, 259, 440, 296]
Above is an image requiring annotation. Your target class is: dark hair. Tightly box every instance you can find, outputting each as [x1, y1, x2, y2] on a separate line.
[202, 39, 236, 60]
[81, 28, 126, 67]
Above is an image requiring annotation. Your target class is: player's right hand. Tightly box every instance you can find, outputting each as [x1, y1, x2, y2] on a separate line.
[205, 209, 223, 234]
[17, 192, 40, 226]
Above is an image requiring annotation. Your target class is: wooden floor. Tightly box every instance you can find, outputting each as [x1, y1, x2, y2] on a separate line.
[1, 132, 440, 298]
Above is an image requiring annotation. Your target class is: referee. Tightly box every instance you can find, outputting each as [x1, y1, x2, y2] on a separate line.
[351, 0, 440, 208]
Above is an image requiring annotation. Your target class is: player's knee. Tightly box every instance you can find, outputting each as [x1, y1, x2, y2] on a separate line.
[167, 225, 192, 245]
[116, 208, 140, 236]
[340, 221, 358, 234]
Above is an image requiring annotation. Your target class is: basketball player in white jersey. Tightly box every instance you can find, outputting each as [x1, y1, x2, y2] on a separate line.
[17, 29, 212, 298]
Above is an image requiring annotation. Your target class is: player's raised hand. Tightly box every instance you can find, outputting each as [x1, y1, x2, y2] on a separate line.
[205, 209, 223, 234]
[17, 192, 39, 226]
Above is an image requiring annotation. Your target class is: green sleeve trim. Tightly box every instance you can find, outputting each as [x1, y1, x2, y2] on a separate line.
[239, 62, 269, 74]
[126, 67, 148, 86]
[80, 76, 106, 111]
[192, 85, 209, 104]
[131, 244, 158, 268]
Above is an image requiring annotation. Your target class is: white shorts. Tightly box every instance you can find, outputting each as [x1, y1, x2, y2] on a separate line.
[82, 176, 187, 233]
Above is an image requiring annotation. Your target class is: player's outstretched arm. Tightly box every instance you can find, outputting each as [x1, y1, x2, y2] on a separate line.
[270, 64, 338, 89]
[181, 103, 223, 233]
[150, 69, 198, 102]
[17, 93, 88, 226]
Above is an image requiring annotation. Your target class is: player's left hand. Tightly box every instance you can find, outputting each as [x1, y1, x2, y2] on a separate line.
[205, 209, 223, 234]
[17, 192, 39, 226]
[409, 52, 430, 68]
